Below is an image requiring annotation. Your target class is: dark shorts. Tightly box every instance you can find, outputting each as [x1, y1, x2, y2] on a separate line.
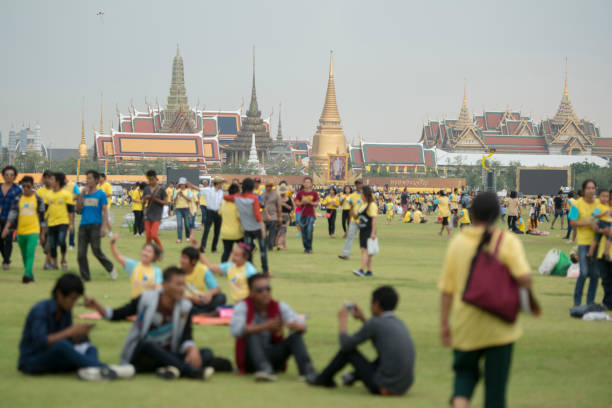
[442, 217, 449, 226]
[554, 208, 564, 217]
[359, 227, 371, 249]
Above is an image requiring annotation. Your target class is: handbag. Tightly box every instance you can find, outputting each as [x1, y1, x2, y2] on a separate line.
[462, 232, 520, 323]
[367, 237, 379, 256]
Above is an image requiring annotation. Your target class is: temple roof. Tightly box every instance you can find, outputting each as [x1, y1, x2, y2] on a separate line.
[551, 63, 579, 126]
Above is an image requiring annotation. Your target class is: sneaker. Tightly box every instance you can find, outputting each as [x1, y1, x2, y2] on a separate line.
[61, 261, 68, 271]
[341, 371, 356, 386]
[254, 371, 277, 382]
[109, 364, 135, 379]
[338, 255, 349, 260]
[22, 276, 34, 284]
[2, 263, 9, 270]
[156, 366, 180, 380]
[364, 271, 373, 277]
[352, 269, 365, 277]
[69, 245, 75, 251]
[109, 268, 118, 281]
[306, 373, 336, 388]
[176, 239, 182, 244]
[77, 366, 118, 381]
[43, 263, 58, 270]
[201, 366, 215, 381]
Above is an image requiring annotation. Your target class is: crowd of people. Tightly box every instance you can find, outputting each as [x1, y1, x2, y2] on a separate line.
[2, 163, 610, 406]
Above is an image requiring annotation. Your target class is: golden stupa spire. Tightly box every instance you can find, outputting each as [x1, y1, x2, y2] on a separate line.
[563, 56, 569, 97]
[79, 98, 88, 158]
[99, 93, 104, 134]
[552, 57, 578, 126]
[456, 79, 472, 130]
[319, 50, 341, 124]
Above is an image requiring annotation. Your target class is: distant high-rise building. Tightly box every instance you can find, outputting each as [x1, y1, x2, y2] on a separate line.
[7, 124, 43, 154]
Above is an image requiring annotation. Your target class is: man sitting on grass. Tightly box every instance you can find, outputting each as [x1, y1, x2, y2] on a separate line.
[230, 274, 317, 382]
[308, 286, 416, 396]
[18, 273, 134, 381]
[180, 246, 227, 315]
[85, 266, 232, 380]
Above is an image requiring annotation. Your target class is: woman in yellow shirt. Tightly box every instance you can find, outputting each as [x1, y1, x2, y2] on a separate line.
[568, 179, 601, 306]
[439, 192, 532, 408]
[437, 190, 451, 237]
[220, 184, 244, 263]
[173, 179, 193, 243]
[44, 172, 74, 271]
[352, 186, 377, 277]
[322, 187, 341, 238]
[339, 185, 353, 238]
[1, 176, 45, 283]
[130, 183, 144, 236]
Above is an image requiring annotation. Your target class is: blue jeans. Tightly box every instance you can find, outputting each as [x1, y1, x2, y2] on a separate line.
[200, 205, 207, 224]
[574, 245, 599, 306]
[48, 224, 68, 259]
[244, 229, 268, 275]
[299, 216, 315, 252]
[175, 208, 191, 241]
[19, 339, 104, 374]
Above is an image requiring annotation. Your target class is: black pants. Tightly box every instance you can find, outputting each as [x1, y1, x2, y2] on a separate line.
[507, 215, 518, 231]
[341, 210, 350, 233]
[131, 341, 232, 378]
[264, 221, 278, 251]
[77, 224, 114, 281]
[327, 210, 337, 235]
[0, 219, 13, 265]
[133, 210, 144, 235]
[317, 349, 380, 394]
[48, 224, 68, 259]
[244, 229, 268, 275]
[598, 259, 612, 309]
[201, 210, 221, 252]
[191, 293, 227, 314]
[221, 239, 241, 263]
[246, 332, 313, 375]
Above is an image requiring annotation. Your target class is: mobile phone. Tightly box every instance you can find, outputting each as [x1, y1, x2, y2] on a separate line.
[344, 301, 355, 313]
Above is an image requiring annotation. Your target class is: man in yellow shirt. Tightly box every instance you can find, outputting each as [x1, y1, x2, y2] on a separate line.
[437, 190, 451, 237]
[339, 179, 363, 260]
[130, 184, 144, 236]
[98, 173, 113, 227]
[180, 246, 226, 314]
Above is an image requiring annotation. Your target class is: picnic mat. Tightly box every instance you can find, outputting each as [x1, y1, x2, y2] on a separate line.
[78, 312, 229, 326]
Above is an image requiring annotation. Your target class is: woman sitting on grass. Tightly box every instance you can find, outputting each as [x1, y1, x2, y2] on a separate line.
[109, 233, 162, 299]
[527, 213, 549, 236]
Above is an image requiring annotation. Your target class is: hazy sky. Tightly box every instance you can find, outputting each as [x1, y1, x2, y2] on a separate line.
[1, 0, 611, 148]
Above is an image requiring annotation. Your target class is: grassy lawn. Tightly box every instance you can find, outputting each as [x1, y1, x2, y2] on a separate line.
[1, 207, 611, 407]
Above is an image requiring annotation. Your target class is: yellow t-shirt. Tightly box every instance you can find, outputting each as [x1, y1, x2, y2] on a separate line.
[570, 198, 600, 246]
[517, 218, 526, 233]
[220, 200, 244, 240]
[438, 196, 451, 218]
[199, 190, 207, 206]
[439, 227, 530, 351]
[359, 202, 378, 218]
[450, 194, 460, 210]
[460, 208, 471, 225]
[166, 187, 175, 203]
[340, 193, 351, 210]
[413, 210, 423, 224]
[403, 211, 412, 223]
[174, 189, 190, 209]
[185, 262, 209, 296]
[126, 260, 161, 299]
[130, 189, 143, 211]
[598, 203, 611, 223]
[225, 263, 257, 302]
[44, 189, 74, 227]
[17, 195, 41, 235]
[99, 182, 113, 208]
[348, 192, 363, 222]
[322, 196, 340, 210]
[37, 186, 51, 200]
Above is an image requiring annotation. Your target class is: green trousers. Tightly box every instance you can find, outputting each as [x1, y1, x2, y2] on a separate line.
[452, 343, 513, 408]
[17, 233, 39, 279]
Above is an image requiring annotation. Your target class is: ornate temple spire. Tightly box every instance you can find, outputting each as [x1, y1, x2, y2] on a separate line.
[552, 57, 579, 126]
[166, 44, 190, 114]
[99, 93, 104, 134]
[319, 51, 341, 125]
[276, 102, 283, 141]
[79, 99, 88, 158]
[248, 133, 259, 165]
[247, 46, 260, 116]
[455, 81, 472, 130]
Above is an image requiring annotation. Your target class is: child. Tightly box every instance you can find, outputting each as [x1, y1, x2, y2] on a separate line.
[459, 202, 471, 229]
[403, 208, 412, 223]
[44, 172, 74, 271]
[200, 241, 258, 303]
[527, 213, 549, 236]
[385, 201, 394, 224]
[516, 217, 526, 234]
[2, 176, 46, 283]
[412, 205, 426, 224]
[109, 233, 162, 298]
[588, 189, 611, 261]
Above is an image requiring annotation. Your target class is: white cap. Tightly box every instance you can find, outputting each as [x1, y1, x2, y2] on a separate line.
[178, 177, 187, 185]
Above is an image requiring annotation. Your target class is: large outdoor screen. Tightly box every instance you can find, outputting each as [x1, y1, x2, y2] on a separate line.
[517, 168, 569, 195]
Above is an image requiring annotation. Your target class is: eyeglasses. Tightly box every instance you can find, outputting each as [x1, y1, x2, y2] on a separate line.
[255, 286, 271, 293]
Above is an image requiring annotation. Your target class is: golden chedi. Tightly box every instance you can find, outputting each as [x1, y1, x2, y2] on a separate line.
[311, 51, 346, 181]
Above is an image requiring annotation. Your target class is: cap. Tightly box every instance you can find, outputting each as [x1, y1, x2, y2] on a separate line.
[213, 176, 225, 184]
[177, 177, 187, 185]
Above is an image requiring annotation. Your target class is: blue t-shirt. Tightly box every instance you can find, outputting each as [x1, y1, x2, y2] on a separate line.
[80, 189, 108, 225]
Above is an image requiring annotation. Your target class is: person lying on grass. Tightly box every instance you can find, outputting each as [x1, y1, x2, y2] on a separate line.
[85, 266, 232, 380]
[180, 246, 227, 315]
[308, 285, 415, 396]
[18, 273, 134, 381]
[109, 233, 162, 299]
[230, 274, 317, 382]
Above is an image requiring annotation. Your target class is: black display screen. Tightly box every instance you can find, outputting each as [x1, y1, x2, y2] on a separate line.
[518, 169, 569, 195]
[166, 168, 200, 185]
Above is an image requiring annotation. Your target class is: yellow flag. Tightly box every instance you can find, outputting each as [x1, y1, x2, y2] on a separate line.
[395, 166, 399, 172]
[414, 166, 418, 173]
[386, 165, 390, 172]
[365, 165, 371, 172]
[403, 166, 408, 173]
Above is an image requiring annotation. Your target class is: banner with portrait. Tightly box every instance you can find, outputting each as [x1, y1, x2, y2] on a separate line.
[328, 154, 348, 183]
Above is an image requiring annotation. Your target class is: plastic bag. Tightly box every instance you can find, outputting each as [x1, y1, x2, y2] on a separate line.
[551, 252, 572, 277]
[567, 263, 580, 278]
[367, 238, 379, 256]
[539, 249, 561, 275]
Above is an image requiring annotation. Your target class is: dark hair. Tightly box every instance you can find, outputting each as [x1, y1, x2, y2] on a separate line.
[598, 188, 608, 196]
[228, 183, 240, 195]
[362, 185, 374, 204]
[303, 176, 313, 183]
[568, 191, 575, 198]
[354, 179, 363, 186]
[343, 185, 352, 194]
[247, 273, 268, 290]
[162, 266, 185, 282]
[181, 246, 200, 262]
[99, 173, 106, 179]
[242, 178, 254, 193]
[146, 170, 157, 178]
[86, 170, 100, 181]
[143, 242, 162, 261]
[42, 170, 53, 178]
[20, 176, 34, 185]
[510, 191, 517, 199]
[581, 179, 596, 192]
[372, 286, 398, 311]
[329, 187, 337, 195]
[53, 172, 67, 188]
[2, 165, 18, 177]
[236, 241, 255, 262]
[469, 192, 500, 270]
[52, 273, 84, 299]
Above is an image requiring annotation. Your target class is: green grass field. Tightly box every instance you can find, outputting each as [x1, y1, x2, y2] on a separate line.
[1, 207, 611, 407]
